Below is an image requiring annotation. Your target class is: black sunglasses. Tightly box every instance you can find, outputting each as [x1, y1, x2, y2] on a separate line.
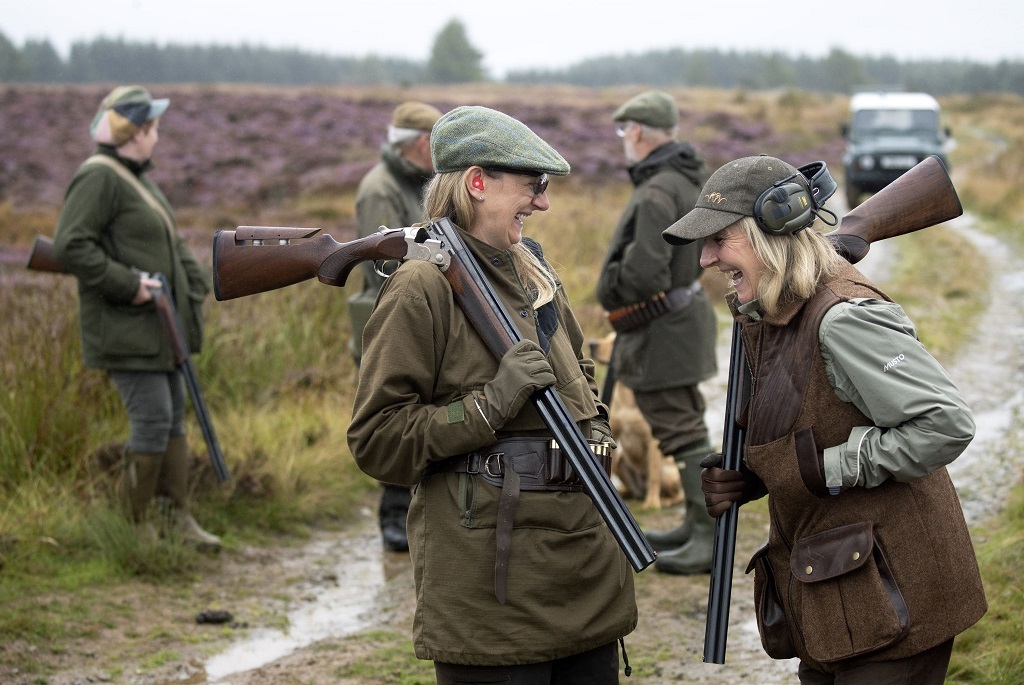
[528, 173, 549, 196]
[487, 168, 549, 196]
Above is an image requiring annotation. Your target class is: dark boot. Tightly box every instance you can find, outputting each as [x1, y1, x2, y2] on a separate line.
[643, 441, 709, 552]
[122, 447, 162, 524]
[654, 451, 715, 574]
[379, 484, 411, 552]
[159, 435, 221, 552]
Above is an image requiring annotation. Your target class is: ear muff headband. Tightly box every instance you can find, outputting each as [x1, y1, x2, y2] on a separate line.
[753, 176, 815, 235]
[752, 161, 839, 236]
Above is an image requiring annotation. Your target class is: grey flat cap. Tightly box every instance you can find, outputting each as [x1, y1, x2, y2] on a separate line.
[431, 105, 570, 176]
[663, 155, 802, 245]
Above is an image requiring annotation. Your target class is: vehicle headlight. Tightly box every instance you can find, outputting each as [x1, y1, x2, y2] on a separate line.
[858, 155, 875, 170]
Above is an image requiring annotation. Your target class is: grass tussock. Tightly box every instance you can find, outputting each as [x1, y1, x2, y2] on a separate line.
[0, 86, 1022, 675]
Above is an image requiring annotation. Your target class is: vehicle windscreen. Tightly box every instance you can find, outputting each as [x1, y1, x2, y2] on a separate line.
[852, 109, 939, 137]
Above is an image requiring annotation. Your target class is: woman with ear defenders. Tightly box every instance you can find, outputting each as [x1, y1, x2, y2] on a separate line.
[347, 106, 636, 684]
[663, 155, 986, 683]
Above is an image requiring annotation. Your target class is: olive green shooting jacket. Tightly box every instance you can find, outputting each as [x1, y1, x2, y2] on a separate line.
[54, 147, 209, 372]
[596, 141, 717, 391]
[349, 145, 432, 362]
[348, 228, 638, 665]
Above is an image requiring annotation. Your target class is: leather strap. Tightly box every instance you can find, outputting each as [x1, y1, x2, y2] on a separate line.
[494, 467, 520, 605]
[83, 155, 176, 237]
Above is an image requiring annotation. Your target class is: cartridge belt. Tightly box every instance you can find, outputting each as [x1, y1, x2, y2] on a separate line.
[606, 280, 702, 333]
[422, 437, 613, 605]
[422, 437, 612, 492]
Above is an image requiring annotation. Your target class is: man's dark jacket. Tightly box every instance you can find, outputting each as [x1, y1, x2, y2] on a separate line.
[596, 141, 717, 391]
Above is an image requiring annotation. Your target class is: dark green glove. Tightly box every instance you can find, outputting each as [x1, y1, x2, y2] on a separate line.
[474, 339, 556, 431]
[590, 407, 618, 450]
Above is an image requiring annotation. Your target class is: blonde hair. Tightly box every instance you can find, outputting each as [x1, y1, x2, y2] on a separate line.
[735, 216, 844, 316]
[423, 169, 557, 307]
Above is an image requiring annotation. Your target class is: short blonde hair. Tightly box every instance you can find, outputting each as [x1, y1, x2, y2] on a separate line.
[735, 216, 844, 316]
[423, 170, 557, 307]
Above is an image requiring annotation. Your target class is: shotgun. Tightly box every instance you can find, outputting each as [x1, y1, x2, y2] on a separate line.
[25, 236, 230, 483]
[703, 154, 963, 664]
[213, 219, 658, 572]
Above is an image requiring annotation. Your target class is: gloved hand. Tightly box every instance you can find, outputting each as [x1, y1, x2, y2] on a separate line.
[590, 409, 618, 450]
[700, 452, 766, 517]
[475, 339, 556, 431]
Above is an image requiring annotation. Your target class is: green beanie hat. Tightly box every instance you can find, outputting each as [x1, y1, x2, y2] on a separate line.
[430, 105, 570, 176]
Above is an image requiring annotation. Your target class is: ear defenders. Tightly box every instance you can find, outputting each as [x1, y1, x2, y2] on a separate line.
[752, 161, 838, 236]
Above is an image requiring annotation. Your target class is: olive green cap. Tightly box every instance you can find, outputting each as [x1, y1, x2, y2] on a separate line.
[430, 105, 570, 176]
[391, 101, 443, 131]
[663, 155, 803, 245]
[613, 90, 678, 129]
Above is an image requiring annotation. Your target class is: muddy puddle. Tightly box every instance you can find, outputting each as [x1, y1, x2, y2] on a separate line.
[201, 508, 413, 683]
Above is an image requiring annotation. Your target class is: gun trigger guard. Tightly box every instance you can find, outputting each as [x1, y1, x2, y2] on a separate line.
[373, 260, 400, 278]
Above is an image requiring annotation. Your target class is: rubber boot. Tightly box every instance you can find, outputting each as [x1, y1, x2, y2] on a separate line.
[379, 484, 411, 552]
[122, 447, 163, 523]
[160, 435, 222, 552]
[643, 441, 710, 551]
[654, 452, 715, 574]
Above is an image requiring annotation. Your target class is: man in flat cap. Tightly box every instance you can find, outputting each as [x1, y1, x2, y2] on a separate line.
[596, 90, 719, 574]
[350, 101, 444, 553]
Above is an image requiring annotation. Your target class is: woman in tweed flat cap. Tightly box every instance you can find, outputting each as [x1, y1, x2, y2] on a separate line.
[664, 155, 985, 683]
[348, 106, 637, 683]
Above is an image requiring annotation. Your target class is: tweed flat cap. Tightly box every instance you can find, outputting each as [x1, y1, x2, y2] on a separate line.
[663, 155, 803, 245]
[392, 101, 443, 131]
[90, 85, 169, 146]
[613, 90, 679, 129]
[431, 105, 570, 176]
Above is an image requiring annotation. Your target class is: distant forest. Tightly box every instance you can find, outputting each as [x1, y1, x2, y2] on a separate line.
[2, 22, 1023, 95]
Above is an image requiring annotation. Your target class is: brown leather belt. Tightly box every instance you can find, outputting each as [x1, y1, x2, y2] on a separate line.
[422, 437, 613, 605]
[606, 280, 702, 333]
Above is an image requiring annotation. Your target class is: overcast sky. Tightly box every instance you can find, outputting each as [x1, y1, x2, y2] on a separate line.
[2, 0, 1022, 78]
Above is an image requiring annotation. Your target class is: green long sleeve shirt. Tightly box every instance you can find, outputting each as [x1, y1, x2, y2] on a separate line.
[817, 298, 975, 490]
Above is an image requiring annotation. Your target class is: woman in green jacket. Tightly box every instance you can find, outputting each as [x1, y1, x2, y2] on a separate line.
[348, 106, 637, 683]
[54, 86, 220, 550]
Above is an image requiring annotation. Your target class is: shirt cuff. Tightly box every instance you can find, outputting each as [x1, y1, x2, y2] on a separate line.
[825, 426, 876, 491]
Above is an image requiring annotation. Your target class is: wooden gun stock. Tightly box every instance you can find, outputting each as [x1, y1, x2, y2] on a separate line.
[26, 235, 65, 273]
[826, 155, 963, 264]
[704, 154, 963, 665]
[212, 226, 412, 301]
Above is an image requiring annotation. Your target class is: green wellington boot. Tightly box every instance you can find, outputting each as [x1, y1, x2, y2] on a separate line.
[644, 441, 709, 552]
[159, 435, 222, 552]
[654, 451, 715, 574]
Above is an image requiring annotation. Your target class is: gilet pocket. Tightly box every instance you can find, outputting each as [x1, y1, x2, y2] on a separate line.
[790, 521, 910, 664]
[746, 540, 797, 659]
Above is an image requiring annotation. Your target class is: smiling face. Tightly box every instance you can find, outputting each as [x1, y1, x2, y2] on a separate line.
[466, 168, 550, 250]
[699, 220, 765, 305]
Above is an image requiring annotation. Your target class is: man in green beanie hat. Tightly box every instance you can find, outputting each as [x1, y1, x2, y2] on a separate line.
[350, 100, 443, 553]
[596, 90, 719, 574]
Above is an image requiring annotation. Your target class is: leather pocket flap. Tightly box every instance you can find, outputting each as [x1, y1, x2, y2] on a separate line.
[746, 539, 770, 574]
[791, 521, 873, 583]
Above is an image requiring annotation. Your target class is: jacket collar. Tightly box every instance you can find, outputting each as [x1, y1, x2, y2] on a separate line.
[628, 140, 703, 186]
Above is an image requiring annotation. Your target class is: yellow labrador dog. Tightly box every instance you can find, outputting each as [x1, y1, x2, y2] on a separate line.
[589, 332, 683, 509]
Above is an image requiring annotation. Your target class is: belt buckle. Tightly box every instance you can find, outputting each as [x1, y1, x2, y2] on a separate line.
[484, 452, 505, 477]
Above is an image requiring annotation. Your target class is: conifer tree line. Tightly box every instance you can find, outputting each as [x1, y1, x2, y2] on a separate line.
[1, 20, 1022, 95]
